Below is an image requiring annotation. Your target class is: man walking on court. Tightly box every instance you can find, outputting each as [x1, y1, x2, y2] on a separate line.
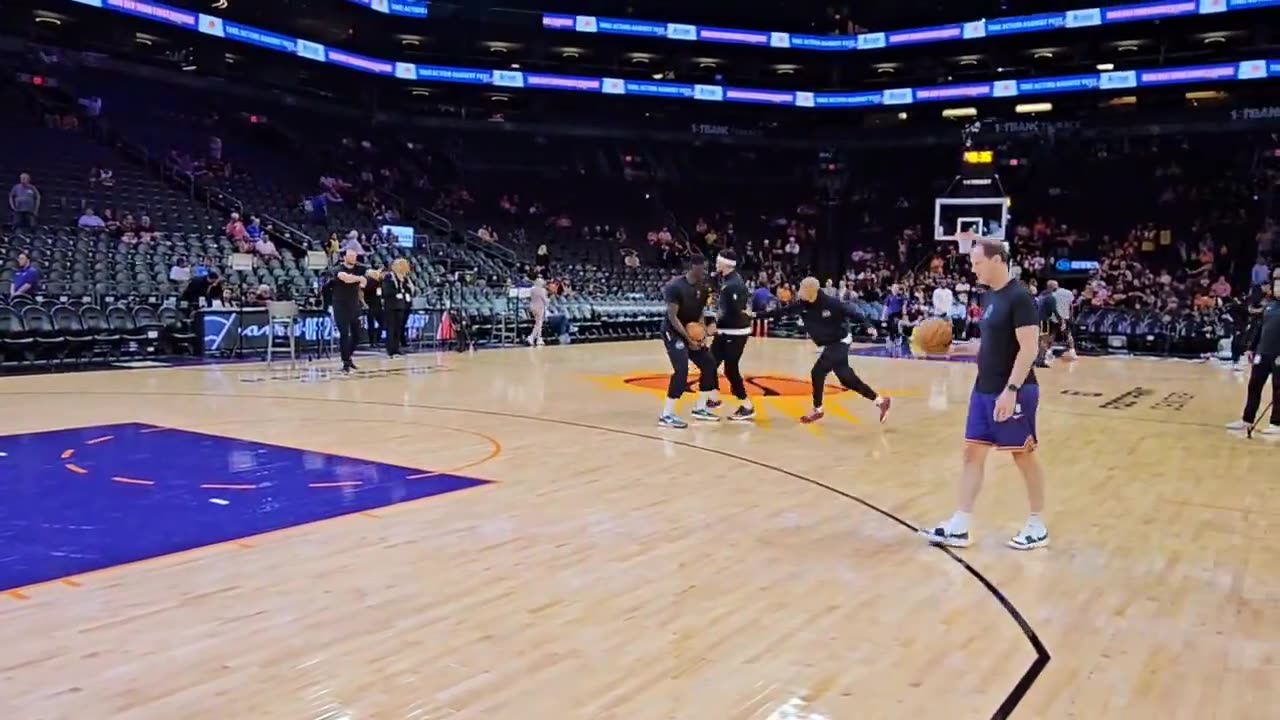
[921, 239, 1049, 550]
[658, 257, 719, 429]
[332, 249, 371, 373]
[705, 250, 755, 421]
[759, 277, 891, 425]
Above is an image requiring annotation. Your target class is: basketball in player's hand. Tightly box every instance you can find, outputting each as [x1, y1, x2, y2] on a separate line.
[917, 318, 953, 354]
[685, 322, 706, 345]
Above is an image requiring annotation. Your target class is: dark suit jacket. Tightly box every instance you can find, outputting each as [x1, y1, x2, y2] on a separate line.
[382, 273, 408, 312]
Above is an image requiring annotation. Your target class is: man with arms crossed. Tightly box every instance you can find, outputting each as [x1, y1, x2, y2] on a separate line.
[921, 240, 1049, 550]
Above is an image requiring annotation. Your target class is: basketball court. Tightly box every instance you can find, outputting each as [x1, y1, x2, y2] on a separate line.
[0, 339, 1275, 719]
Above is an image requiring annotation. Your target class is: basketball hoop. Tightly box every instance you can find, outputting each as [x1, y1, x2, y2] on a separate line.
[956, 230, 976, 254]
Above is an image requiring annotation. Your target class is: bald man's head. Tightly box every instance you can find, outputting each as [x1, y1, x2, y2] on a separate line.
[798, 276, 820, 303]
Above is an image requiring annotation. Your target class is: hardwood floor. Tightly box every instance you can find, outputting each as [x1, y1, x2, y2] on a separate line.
[0, 340, 1274, 719]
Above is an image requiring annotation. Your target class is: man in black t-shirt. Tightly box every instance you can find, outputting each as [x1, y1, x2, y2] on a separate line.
[921, 239, 1050, 551]
[658, 257, 718, 429]
[706, 250, 756, 421]
[331, 248, 372, 372]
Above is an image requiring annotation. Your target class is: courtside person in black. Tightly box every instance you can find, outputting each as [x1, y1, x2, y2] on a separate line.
[922, 239, 1050, 551]
[332, 248, 371, 373]
[760, 277, 891, 424]
[1229, 281, 1280, 435]
[706, 250, 756, 421]
[658, 257, 718, 429]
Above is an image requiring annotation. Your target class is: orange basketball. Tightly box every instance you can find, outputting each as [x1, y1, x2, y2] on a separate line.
[917, 318, 953, 354]
[685, 322, 706, 344]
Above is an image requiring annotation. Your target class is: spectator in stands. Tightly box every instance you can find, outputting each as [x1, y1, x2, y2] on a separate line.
[535, 244, 550, 270]
[169, 257, 191, 284]
[341, 230, 365, 256]
[9, 173, 40, 230]
[137, 214, 154, 242]
[1253, 256, 1272, 289]
[1211, 275, 1233, 299]
[247, 284, 273, 307]
[77, 207, 106, 229]
[246, 216, 263, 242]
[10, 252, 39, 298]
[193, 256, 212, 279]
[225, 212, 248, 251]
[623, 249, 640, 269]
[325, 232, 340, 257]
[254, 232, 280, 259]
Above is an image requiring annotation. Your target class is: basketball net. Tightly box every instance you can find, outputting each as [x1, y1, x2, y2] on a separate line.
[956, 230, 976, 254]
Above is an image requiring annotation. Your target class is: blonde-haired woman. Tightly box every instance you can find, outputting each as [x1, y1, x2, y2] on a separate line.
[382, 257, 411, 357]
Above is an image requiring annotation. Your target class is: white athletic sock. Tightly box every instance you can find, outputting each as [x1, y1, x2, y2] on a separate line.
[1026, 513, 1046, 532]
[874, 395, 885, 406]
[710, 388, 721, 402]
[695, 391, 708, 410]
[742, 398, 753, 410]
[948, 511, 972, 534]
[663, 398, 677, 417]
[813, 406, 823, 414]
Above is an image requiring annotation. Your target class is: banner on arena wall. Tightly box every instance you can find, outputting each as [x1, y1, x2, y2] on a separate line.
[989, 120, 1083, 135]
[200, 309, 442, 353]
[1229, 106, 1280, 121]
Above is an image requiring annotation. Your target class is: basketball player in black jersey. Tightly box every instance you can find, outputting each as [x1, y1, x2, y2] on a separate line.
[705, 250, 755, 421]
[659, 257, 719, 429]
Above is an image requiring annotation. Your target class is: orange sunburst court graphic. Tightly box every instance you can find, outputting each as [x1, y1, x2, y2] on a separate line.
[591, 372, 921, 428]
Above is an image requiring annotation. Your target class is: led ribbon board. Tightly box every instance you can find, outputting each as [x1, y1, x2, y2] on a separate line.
[541, 0, 1280, 53]
[69, 0, 1278, 111]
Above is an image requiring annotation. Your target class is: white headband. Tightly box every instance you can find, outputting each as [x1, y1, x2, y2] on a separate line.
[716, 254, 737, 268]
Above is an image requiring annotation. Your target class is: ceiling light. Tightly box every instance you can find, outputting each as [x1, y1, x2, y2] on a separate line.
[1117, 44, 1138, 53]
[651, 72, 664, 80]
[897, 112, 908, 120]
[875, 65, 895, 74]
[1203, 35, 1226, 45]
[181, 64, 197, 71]
[941, 107, 978, 118]
[1096, 62, 1114, 71]
[1033, 51, 1053, 59]
[400, 38, 421, 47]
[488, 46, 508, 54]
[135, 36, 154, 46]
[1016, 102, 1053, 114]
[1106, 95, 1138, 106]
[629, 56, 651, 65]
[1185, 90, 1226, 100]
[774, 65, 797, 75]
[35, 16, 61, 25]
[411, 89, 431, 96]
[561, 50, 580, 59]
[509, 63, 520, 69]
[958, 58, 979, 66]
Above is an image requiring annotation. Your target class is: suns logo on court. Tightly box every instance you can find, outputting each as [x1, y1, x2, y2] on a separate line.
[591, 372, 915, 427]
[621, 373, 844, 398]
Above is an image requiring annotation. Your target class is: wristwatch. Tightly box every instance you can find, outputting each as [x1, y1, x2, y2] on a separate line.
[1006, 383, 1021, 393]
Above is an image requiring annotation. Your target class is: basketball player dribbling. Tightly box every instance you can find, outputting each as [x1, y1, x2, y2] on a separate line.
[658, 257, 720, 429]
[921, 239, 1050, 550]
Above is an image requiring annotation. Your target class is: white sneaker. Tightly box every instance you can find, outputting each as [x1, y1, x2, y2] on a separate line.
[919, 522, 971, 548]
[1225, 420, 1248, 431]
[1007, 524, 1049, 550]
[1262, 425, 1280, 436]
[1063, 349, 1078, 361]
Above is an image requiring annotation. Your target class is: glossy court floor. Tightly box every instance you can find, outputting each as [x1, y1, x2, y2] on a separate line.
[0, 339, 1276, 720]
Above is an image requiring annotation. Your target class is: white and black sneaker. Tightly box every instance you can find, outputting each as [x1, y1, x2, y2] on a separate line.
[1007, 525, 1050, 550]
[657, 415, 688, 429]
[1225, 420, 1248, 431]
[728, 406, 756, 422]
[919, 524, 971, 548]
[690, 408, 721, 422]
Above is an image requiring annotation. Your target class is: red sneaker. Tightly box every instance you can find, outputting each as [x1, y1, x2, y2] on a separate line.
[800, 408, 825, 424]
[876, 396, 892, 424]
